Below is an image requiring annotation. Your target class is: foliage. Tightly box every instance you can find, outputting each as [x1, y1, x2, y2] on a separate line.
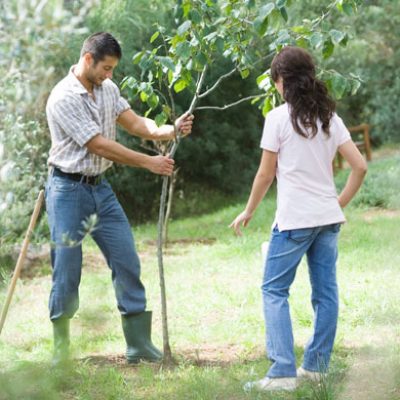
[319, 0, 400, 143]
[122, 0, 362, 123]
[335, 154, 400, 209]
[0, 0, 365, 248]
[0, 0, 92, 253]
[117, 0, 363, 219]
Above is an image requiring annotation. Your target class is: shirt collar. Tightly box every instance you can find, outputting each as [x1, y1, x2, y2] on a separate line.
[67, 65, 89, 95]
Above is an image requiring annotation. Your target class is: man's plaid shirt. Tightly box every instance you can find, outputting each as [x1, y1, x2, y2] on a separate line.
[46, 66, 130, 176]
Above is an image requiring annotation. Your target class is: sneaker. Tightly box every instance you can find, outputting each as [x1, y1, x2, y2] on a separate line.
[297, 366, 324, 382]
[243, 376, 297, 392]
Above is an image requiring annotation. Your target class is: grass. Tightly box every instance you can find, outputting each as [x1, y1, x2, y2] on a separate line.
[1, 152, 400, 399]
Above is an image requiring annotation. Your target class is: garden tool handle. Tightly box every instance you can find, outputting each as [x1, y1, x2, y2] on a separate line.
[0, 190, 45, 336]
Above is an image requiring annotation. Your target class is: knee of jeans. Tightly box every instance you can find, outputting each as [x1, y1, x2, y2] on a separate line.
[261, 282, 289, 298]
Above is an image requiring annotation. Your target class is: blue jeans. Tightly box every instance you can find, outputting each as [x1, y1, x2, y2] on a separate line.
[262, 223, 340, 377]
[45, 174, 146, 321]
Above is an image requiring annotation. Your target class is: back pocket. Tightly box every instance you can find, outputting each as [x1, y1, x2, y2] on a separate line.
[288, 227, 315, 243]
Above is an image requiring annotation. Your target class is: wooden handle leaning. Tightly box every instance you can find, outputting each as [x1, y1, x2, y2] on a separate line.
[0, 190, 45, 335]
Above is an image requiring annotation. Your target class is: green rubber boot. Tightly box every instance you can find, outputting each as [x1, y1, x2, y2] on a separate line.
[122, 311, 163, 363]
[52, 318, 70, 366]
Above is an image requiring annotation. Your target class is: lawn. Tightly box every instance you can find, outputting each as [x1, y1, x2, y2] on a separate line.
[0, 151, 399, 400]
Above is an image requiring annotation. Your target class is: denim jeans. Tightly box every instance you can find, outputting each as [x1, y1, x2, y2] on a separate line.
[45, 174, 146, 321]
[262, 223, 340, 377]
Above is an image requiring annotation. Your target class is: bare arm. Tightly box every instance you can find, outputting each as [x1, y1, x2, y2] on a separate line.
[230, 150, 277, 235]
[337, 140, 368, 208]
[86, 134, 174, 176]
[117, 109, 194, 141]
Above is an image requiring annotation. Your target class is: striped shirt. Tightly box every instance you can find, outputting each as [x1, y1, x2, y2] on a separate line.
[46, 66, 130, 175]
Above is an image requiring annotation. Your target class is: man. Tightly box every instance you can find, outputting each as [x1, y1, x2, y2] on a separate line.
[45, 32, 193, 365]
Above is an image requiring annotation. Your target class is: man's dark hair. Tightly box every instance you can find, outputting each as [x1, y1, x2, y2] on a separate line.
[80, 32, 122, 64]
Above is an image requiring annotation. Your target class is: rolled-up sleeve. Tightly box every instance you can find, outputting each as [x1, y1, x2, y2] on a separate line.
[115, 96, 130, 117]
[51, 97, 100, 146]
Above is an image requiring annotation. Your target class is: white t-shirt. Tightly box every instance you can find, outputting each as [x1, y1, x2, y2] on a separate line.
[260, 103, 351, 231]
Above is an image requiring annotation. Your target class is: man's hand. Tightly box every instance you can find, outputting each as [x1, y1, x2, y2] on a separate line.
[147, 154, 175, 176]
[174, 112, 194, 138]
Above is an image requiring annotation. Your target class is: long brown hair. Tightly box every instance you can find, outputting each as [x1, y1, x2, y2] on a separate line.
[271, 46, 336, 138]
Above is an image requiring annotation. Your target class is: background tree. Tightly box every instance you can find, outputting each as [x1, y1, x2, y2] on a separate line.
[0, 0, 93, 264]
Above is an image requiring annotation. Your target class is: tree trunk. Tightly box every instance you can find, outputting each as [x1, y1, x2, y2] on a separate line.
[162, 168, 179, 246]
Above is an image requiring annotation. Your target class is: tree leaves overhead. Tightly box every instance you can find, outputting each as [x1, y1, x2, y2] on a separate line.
[122, 0, 362, 122]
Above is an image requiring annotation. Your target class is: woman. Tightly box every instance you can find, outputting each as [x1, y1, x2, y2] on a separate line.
[230, 46, 367, 392]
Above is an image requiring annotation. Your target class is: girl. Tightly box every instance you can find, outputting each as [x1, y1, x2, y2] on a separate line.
[230, 46, 367, 392]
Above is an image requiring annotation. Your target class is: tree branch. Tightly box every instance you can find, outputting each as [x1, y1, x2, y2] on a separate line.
[195, 93, 268, 111]
[168, 64, 208, 157]
[198, 66, 237, 99]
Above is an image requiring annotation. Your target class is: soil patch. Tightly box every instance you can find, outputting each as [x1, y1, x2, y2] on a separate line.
[362, 208, 400, 222]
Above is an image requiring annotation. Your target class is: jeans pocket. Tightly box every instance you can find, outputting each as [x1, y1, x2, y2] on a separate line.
[288, 227, 315, 243]
[329, 223, 341, 233]
[52, 177, 78, 192]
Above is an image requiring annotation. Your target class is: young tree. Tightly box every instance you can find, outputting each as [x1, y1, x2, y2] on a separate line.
[122, 0, 363, 365]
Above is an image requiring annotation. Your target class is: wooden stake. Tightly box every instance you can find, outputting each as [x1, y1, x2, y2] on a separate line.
[0, 190, 44, 335]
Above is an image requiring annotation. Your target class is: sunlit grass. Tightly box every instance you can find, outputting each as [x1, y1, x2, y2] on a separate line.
[1, 155, 400, 399]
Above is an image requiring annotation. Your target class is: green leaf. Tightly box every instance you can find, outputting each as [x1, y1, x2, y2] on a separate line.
[147, 93, 159, 109]
[162, 105, 172, 119]
[155, 112, 168, 127]
[132, 51, 144, 64]
[262, 97, 273, 116]
[173, 79, 188, 93]
[291, 25, 311, 34]
[168, 70, 174, 85]
[259, 3, 275, 18]
[309, 32, 324, 49]
[330, 73, 348, 99]
[296, 37, 308, 49]
[194, 52, 207, 70]
[204, 31, 218, 42]
[240, 69, 250, 79]
[245, 0, 255, 8]
[122, 76, 137, 90]
[158, 56, 176, 72]
[175, 41, 191, 61]
[140, 91, 148, 102]
[274, 30, 292, 47]
[280, 7, 288, 22]
[256, 73, 269, 86]
[254, 16, 269, 36]
[150, 31, 160, 43]
[190, 9, 202, 24]
[177, 20, 192, 36]
[329, 29, 345, 45]
[340, 34, 349, 47]
[183, 2, 191, 17]
[322, 38, 334, 59]
[215, 37, 224, 54]
[342, 3, 354, 15]
[276, 0, 286, 7]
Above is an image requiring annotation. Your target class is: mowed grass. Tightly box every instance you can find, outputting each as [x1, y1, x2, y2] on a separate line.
[1, 154, 400, 399]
